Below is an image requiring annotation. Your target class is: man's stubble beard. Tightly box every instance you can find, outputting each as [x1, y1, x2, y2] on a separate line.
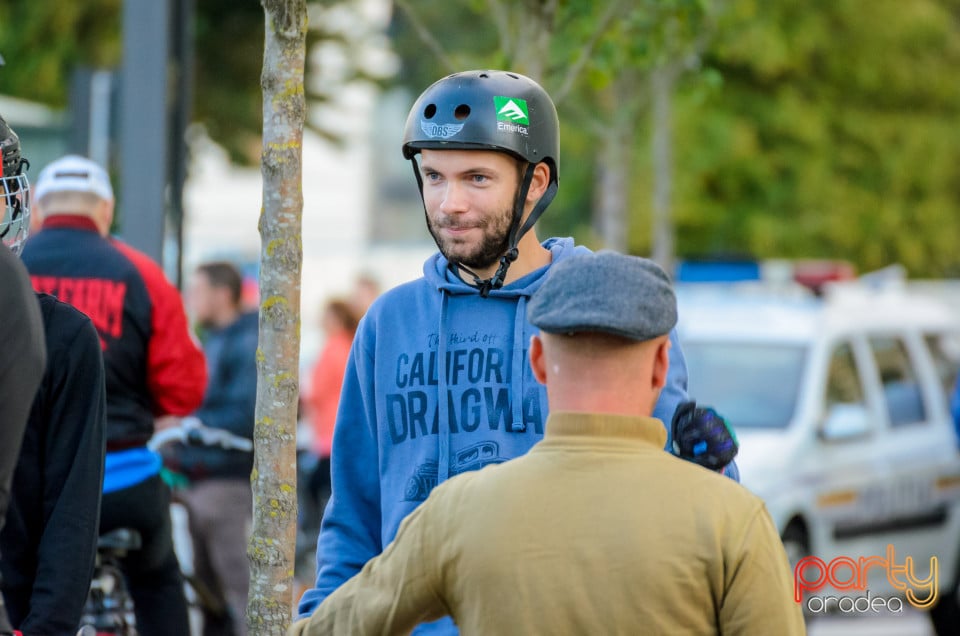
[426, 204, 514, 271]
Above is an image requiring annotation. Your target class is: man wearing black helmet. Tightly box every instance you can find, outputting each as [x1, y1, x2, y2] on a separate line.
[297, 71, 735, 633]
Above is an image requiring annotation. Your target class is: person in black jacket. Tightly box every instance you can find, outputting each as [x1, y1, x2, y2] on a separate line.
[0, 113, 46, 636]
[0, 293, 107, 635]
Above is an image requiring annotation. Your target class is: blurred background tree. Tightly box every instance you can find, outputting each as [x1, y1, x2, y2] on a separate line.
[0, 1, 122, 104]
[0, 0, 385, 163]
[661, 0, 960, 277]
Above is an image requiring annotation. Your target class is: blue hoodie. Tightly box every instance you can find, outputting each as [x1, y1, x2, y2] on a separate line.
[298, 238, 692, 632]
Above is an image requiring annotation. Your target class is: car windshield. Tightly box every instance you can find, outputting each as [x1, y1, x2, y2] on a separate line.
[683, 341, 808, 429]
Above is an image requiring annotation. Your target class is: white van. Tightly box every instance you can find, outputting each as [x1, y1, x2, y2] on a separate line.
[676, 282, 960, 629]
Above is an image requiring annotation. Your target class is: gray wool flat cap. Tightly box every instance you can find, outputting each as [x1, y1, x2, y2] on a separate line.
[528, 250, 678, 341]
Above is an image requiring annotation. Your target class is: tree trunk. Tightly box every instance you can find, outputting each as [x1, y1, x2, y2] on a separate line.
[595, 123, 628, 253]
[515, 0, 557, 81]
[594, 73, 640, 254]
[484, 0, 557, 81]
[650, 64, 676, 273]
[248, 1, 306, 634]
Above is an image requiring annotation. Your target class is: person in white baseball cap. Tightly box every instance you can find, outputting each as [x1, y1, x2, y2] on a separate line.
[33, 155, 114, 236]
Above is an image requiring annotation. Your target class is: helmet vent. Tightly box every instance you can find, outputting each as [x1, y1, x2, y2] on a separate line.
[506, 73, 519, 79]
[454, 104, 471, 120]
[423, 104, 437, 118]
[479, 73, 489, 79]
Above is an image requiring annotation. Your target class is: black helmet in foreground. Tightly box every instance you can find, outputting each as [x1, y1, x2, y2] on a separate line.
[1, 114, 25, 179]
[0, 114, 30, 255]
[402, 70, 560, 296]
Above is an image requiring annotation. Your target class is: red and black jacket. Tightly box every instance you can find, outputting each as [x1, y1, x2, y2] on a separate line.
[22, 215, 207, 449]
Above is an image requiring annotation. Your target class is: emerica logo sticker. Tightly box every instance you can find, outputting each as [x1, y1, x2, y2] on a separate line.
[494, 96, 529, 125]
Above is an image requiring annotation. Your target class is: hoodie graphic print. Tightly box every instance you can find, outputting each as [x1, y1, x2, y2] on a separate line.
[300, 238, 690, 625]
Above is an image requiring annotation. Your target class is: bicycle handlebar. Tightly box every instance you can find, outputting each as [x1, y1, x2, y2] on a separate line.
[148, 417, 253, 453]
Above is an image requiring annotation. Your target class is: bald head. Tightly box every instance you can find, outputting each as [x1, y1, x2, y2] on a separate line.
[529, 330, 671, 417]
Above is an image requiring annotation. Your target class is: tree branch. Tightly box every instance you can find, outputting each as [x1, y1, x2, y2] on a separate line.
[662, 0, 727, 80]
[553, 0, 628, 105]
[394, 0, 457, 73]
[486, 0, 514, 62]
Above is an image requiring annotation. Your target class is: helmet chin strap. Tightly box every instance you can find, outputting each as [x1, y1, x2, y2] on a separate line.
[409, 159, 558, 298]
[474, 164, 557, 296]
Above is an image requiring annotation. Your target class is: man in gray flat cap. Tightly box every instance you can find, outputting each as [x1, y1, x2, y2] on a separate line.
[289, 251, 804, 636]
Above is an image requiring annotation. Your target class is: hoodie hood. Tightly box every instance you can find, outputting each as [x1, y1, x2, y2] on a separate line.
[424, 237, 585, 298]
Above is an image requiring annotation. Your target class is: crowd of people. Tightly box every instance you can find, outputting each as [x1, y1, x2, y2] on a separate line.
[0, 104, 381, 634]
[0, 69, 811, 636]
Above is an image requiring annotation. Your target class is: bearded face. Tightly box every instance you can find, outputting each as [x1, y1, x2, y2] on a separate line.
[426, 201, 513, 270]
[419, 149, 521, 273]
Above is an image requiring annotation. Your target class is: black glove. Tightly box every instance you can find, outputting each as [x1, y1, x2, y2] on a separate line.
[671, 401, 739, 471]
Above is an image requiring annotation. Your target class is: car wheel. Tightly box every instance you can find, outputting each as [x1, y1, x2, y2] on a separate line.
[781, 523, 809, 571]
[782, 523, 814, 619]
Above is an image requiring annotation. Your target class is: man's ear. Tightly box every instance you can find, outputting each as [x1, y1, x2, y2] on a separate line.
[96, 198, 115, 236]
[651, 338, 671, 391]
[529, 335, 547, 385]
[525, 162, 550, 203]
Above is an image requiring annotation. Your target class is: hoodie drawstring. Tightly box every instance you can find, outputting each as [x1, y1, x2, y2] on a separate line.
[510, 297, 527, 433]
[437, 292, 451, 482]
